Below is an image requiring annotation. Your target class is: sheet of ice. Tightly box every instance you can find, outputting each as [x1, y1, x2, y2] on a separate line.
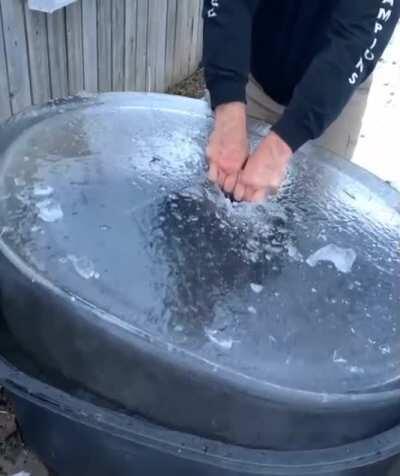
[306, 244, 357, 274]
[36, 198, 63, 222]
[67, 254, 99, 280]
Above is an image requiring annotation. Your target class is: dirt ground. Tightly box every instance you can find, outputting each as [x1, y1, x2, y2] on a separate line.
[0, 26, 399, 476]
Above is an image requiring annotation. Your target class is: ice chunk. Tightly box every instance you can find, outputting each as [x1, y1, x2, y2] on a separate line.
[36, 198, 63, 222]
[306, 244, 356, 273]
[205, 329, 234, 350]
[248, 306, 257, 314]
[33, 183, 54, 197]
[14, 177, 26, 187]
[67, 254, 98, 280]
[250, 283, 263, 294]
[286, 243, 304, 262]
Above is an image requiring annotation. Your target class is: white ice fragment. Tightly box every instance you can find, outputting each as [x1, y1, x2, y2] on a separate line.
[348, 366, 365, 374]
[36, 198, 63, 222]
[286, 243, 304, 262]
[33, 183, 54, 197]
[248, 306, 257, 314]
[12, 472, 31, 476]
[67, 255, 97, 280]
[380, 344, 391, 355]
[0, 226, 12, 238]
[14, 177, 26, 186]
[333, 350, 347, 364]
[306, 244, 357, 274]
[205, 329, 234, 350]
[250, 283, 263, 294]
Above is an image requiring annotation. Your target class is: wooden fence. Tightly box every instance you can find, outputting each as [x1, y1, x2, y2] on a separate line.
[0, 0, 203, 121]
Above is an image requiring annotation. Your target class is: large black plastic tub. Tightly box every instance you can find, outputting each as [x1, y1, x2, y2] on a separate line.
[1, 358, 400, 476]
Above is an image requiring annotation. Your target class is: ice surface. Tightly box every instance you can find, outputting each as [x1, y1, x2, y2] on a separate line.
[36, 198, 63, 222]
[306, 244, 357, 274]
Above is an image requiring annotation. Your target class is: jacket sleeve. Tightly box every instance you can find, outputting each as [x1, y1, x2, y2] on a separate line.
[272, 0, 400, 152]
[203, 0, 259, 109]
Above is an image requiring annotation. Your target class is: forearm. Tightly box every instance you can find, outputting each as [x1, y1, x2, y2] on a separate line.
[203, 0, 259, 109]
[272, 0, 400, 151]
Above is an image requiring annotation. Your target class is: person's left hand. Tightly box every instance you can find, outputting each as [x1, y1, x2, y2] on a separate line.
[233, 131, 293, 202]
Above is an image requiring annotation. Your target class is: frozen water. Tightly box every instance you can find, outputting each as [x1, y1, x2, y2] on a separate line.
[248, 306, 257, 314]
[286, 242, 303, 262]
[306, 244, 357, 274]
[250, 283, 263, 294]
[36, 198, 63, 222]
[205, 329, 234, 350]
[67, 255, 98, 280]
[33, 183, 54, 197]
[14, 177, 26, 186]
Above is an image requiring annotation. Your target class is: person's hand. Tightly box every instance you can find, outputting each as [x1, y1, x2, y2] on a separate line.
[207, 102, 249, 194]
[233, 131, 293, 202]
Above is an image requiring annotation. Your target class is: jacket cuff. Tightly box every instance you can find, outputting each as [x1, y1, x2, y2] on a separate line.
[208, 78, 247, 109]
[271, 111, 313, 152]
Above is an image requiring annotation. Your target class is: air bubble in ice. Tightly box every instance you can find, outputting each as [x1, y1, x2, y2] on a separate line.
[306, 244, 357, 273]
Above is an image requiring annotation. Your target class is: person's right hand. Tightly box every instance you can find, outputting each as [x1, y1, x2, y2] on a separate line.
[206, 102, 249, 194]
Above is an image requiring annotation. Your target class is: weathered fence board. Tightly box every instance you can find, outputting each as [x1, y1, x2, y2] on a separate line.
[124, 0, 137, 91]
[0, 5, 11, 120]
[135, 0, 149, 91]
[66, 0, 84, 94]
[46, 8, 69, 98]
[0, 0, 202, 120]
[97, 0, 112, 92]
[0, 0, 32, 114]
[24, 5, 51, 105]
[147, 0, 167, 92]
[82, 0, 98, 93]
[112, 0, 125, 91]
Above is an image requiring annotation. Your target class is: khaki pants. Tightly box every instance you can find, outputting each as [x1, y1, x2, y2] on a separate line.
[246, 76, 372, 160]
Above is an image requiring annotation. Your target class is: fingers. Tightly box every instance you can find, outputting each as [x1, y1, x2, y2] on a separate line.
[251, 188, 267, 203]
[208, 162, 218, 183]
[217, 169, 227, 188]
[233, 182, 246, 202]
[223, 173, 238, 194]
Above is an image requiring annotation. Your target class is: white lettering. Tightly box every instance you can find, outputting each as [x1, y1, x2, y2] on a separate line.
[356, 58, 364, 73]
[349, 73, 359, 85]
[378, 8, 392, 21]
[365, 50, 375, 61]
[348, 0, 395, 86]
[207, 0, 220, 18]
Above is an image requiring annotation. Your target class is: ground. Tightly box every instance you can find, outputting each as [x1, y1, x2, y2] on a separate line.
[0, 27, 399, 476]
